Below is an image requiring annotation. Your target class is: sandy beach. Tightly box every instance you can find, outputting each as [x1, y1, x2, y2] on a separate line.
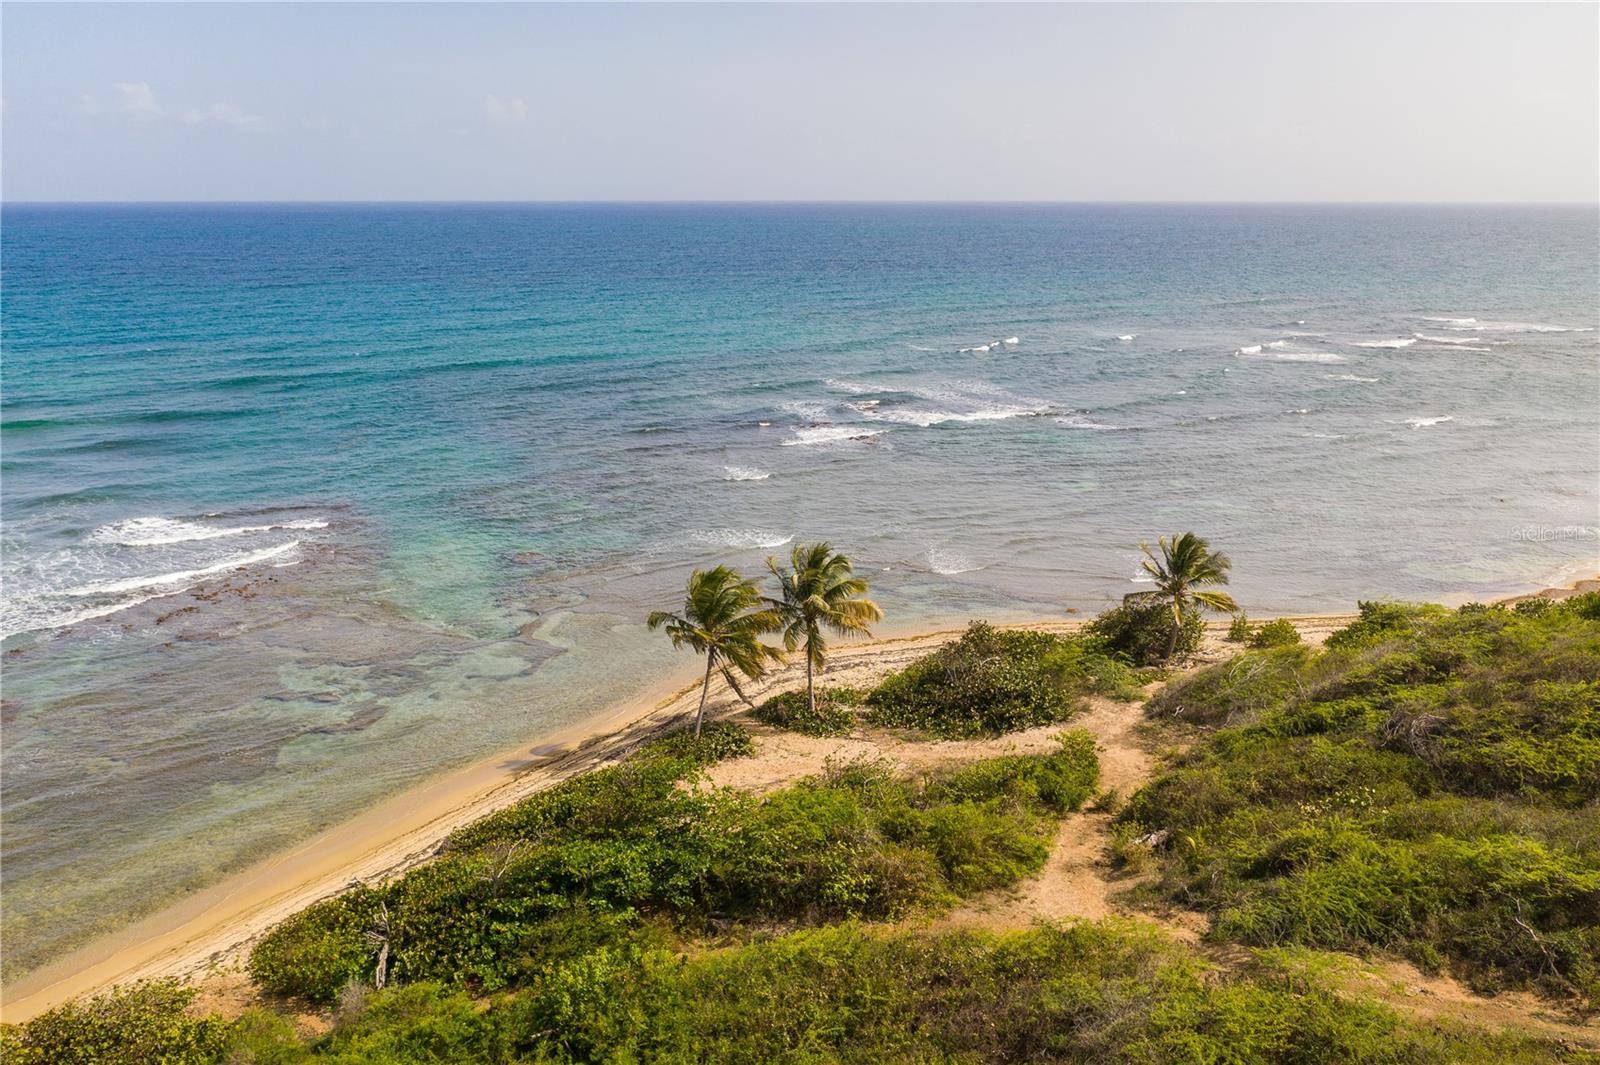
[2, 571, 1592, 1024]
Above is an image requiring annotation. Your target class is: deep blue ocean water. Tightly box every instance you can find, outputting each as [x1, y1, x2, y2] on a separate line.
[2, 203, 1597, 977]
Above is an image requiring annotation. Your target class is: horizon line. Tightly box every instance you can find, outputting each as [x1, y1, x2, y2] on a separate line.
[5, 198, 1598, 209]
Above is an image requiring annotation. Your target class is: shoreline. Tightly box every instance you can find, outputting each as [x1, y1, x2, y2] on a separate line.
[3, 571, 1593, 1022]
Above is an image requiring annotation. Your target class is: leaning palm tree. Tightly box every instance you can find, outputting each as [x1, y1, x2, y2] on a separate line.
[1124, 532, 1238, 662]
[648, 565, 783, 738]
[767, 542, 884, 714]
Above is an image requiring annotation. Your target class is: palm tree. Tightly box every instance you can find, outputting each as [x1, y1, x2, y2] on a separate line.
[1124, 532, 1238, 662]
[648, 566, 783, 738]
[767, 542, 883, 714]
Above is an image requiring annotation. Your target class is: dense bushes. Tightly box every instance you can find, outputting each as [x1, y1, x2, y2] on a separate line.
[1146, 644, 1315, 727]
[1087, 600, 1206, 664]
[0, 981, 226, 1065]
[1123, 596, 1600, 1004]
[1250, 617, 1302, 648]
[866, 622, 1138, 737]
[752, 688, 860, 736]
[249, 726, 1099, 1003]
[50, 924, 1579, 1064]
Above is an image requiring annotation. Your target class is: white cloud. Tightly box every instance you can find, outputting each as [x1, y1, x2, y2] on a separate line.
[484, 94, 528, 124]
[114, 81, 161, 120]
[78, 83, 262, 129]
[181, 102, 262, 129]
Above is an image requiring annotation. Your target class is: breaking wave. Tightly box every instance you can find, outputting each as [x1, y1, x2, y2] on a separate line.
[690, 528, 794, 549]
[90, 516, 328, 547]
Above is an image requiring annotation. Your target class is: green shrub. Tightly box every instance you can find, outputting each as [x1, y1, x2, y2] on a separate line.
[1124, 597, 1600, 1004]
[1227, 613, 1253, 642]
[930, 730, 1100, 814]
[17, 922, 1581, 1065]
[0, 981, 226, 1065]
[1323, 600, 1447, 652]
[1146, 645, 1315, 727]
[641, 720, 754, 765]
[866, 622, 1122, 737]
[753, 689, 855, 736]
[1041, 639, 1145, 701]
[250, 736, 1099, 1002]
[1250, 618, 1302, 649]
[1086, 600, 1206, 664]
[487, 921, 1573, 1064]
[315, 982, 508, 1063]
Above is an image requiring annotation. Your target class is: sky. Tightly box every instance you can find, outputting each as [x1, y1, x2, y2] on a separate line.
[2, 2, 1596, 203]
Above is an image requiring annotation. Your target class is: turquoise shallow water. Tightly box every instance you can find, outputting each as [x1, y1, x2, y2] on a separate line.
[2, 203, 1597, 976]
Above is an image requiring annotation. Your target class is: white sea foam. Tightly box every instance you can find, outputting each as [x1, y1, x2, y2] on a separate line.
[1356, 338, 1417, 349]
[1325, 374, 1380, 382]
[1282, 331, 1327, 338]
[722, 466, 771, 481]
[90, 516, 327, 547]
[1, 591, 171, 639]
[960, 344, 992, 354]
[822, 378, 872, 394]
[1420, 316, 1476, 325]
[1266, 340, 1290, 349]
[690, 528, 793, 549]
[1286, 408, 1311, 415]
[781, 425, 885, 446]
[1116, 334, 1136, 342]
[1404, 415, 1454, 429]
[907, 344, 936, 352]
[927, 547, 982, 575]
[862, 403, 1046, 428]
[1472, 320, 1591, 334]
[1003, 336, 1019, 345]
[1055, 415, 1122, 431]
[1414, 333, 1484, 345]
[1236, 346, 1347, 364]
[66, 541, 303, 597]
[780, 400, 831, 421]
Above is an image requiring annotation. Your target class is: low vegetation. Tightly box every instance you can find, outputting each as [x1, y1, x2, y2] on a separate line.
[865, 622, 1139, 737]
[752, 686, 862, 736]
[13, 546, 1596, 1061]
[1249, 616, 1302, 648]
[0, 981, 226, 1065]
[10, 923, 1579, 1064]
[1086, 599, 1207, 664]
[248, 724, 1099, 1003]
[1122, 595, 1600, 1006]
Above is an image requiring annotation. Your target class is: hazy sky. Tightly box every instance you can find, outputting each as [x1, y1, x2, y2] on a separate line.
[2, 2, 1596, 202]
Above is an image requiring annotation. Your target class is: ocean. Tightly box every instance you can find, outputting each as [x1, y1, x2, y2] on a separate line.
[2, 202, 1596, 979]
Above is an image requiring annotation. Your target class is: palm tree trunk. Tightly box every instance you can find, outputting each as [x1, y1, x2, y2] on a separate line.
[1164, 601, 1182, 662]
[695, 654, 714, 739]
[806, 643, 816, 716]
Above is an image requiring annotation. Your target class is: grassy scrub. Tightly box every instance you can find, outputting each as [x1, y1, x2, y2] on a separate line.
[1087, 600, 1207, 665]
[1123, 596, 1600, 1005]
[866, 622, 1140, 737]
[752, 687, 864, 737]
[10, 923, 1584, 1064]
[247, 725, 1099, 1003]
